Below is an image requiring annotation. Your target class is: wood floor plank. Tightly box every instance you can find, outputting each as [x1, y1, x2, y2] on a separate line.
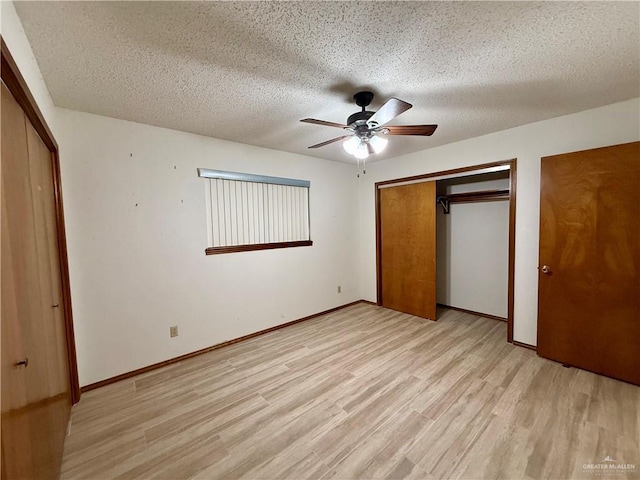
[406, 379, 506, 478]
[523, 365, 637, 480]
[143, 392, 270, 445]
[311, 374, 425, 467]
[112, 430, 228, 480]
[326, 408, 433, 479]
[251, 445, 330, 480]
[64, 387, 200, 453]
[447, 413, 532, 480]
[193, 400, 345, 479]
[583, 374, 640, 442]
[61, 429, 147, 479]
[383, 457, 433, 480]
[408, 353, 484, 420]
[216, 377, 351, 455]
[491, 355, 568, 435]
[60, 304, 640, 480]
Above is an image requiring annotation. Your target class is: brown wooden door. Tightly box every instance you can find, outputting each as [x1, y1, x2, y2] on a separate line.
[1, 82, 71, 478]
[537, 142, 640, 385]
[380, 181, 437, 319]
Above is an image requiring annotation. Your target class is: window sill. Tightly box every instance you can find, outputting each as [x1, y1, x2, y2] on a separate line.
[205, 240, 313, 255]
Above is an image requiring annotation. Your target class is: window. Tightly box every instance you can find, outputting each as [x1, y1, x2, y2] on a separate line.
[198, 169, 312, 255]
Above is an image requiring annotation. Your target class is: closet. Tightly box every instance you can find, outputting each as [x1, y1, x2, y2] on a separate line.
[435, 172, 510, 320]
[377, 161, 515, 340]
[1, 41, 78, 480]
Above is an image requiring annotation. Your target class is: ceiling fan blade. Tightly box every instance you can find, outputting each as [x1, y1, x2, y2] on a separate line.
[368, 98, 412, 127]
[308, 135, 352, 149]
[384, 124, 438, 136]
[301, 118, 348, 129]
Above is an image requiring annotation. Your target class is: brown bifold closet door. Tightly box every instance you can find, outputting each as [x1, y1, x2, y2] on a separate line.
[1, 81, 72, 478]
[380, 181, 437, 320]
[537, 141, 640, 385]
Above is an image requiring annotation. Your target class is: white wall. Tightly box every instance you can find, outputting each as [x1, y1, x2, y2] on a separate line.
[359, 98, 640, 346]
[56, 109, 359, 386]
[437, 178, 510, 318]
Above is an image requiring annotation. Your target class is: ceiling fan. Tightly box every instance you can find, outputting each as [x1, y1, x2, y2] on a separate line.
[301, 91, 437, 160]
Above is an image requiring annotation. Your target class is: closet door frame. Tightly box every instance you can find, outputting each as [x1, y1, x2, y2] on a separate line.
[1, 38, 80, 404]
[375, 159, 517, 344]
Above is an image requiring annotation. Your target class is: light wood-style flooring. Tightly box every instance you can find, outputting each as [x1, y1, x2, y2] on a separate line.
[61, 303, 640, 480]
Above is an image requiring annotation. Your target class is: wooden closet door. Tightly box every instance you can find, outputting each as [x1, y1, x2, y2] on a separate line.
[2, 82, 72, 478]
[1, 83, 36, 478]
[537, 142, 640, 385]
[380, 181, 437, 320]
[26, 120, 71, 396]
[26, 119, 72, 473]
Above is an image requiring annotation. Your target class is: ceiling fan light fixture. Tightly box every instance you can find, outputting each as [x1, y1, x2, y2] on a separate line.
[354, 142, 369, 160]
[369, 134, 388, 154]
[343, 135, 360, 155]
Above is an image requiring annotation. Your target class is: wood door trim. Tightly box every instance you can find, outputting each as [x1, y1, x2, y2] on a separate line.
[1, 38, 80, 404]
[375, 160, 513, 187]
[375, 159, 517, 344]
[507, 162, 516, 343]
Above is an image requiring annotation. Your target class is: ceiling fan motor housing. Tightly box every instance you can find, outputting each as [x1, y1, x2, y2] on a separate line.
[347, 110, 375, 128]
[349, 91, 380, 134]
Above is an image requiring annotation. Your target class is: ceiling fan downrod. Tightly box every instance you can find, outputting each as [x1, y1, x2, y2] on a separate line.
[348, 91, 376, 127]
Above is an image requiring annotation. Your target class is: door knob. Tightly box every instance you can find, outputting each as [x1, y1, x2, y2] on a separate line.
[15, 358, 29, 368]
[541, 265, 551, 275]
[52, 304, 60, 308]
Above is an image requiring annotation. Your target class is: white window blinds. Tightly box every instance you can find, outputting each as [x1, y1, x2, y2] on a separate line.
[198, 169, 311, 254]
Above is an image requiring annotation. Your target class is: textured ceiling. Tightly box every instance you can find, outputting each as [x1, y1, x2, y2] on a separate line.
[14, 1, 640, 164]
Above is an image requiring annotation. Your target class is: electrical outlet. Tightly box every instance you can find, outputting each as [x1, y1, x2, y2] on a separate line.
[170, 326, 178, 338]
[337, 285, 342, 294]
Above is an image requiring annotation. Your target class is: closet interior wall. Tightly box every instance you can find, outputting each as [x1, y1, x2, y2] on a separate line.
[436, 172, 510, 319]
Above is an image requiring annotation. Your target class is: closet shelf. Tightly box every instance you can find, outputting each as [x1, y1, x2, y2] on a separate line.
[437, 189, 509, 214]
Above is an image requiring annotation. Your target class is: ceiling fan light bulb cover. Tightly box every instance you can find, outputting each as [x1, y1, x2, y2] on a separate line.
[369, 135, 388, 153]
[354, 143, 369, 159]
[343, 136, 360, 155]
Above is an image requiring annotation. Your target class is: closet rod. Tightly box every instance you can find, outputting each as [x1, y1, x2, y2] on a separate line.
[446, 189, 509, 204]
